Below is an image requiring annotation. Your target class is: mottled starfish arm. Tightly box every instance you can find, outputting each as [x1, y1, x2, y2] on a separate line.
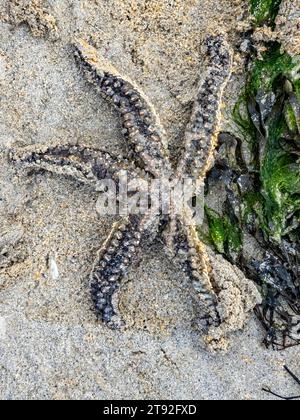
[169, 213, 261, 350]
[90, 212, 159, 329]
[9, 143, 143, 188]
[74, 40, 171, 178]
[176, 34, 233, 180]
[170, 215, 221, 329]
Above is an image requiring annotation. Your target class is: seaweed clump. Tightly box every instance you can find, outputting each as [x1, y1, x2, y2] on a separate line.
[250, 0, 282, 27]
[263, 366, 300, 400]
[204, 44, 300, 349]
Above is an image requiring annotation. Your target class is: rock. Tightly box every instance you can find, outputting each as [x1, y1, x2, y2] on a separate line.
[276, 0, 300, 56]
[253, 0, 300, 57]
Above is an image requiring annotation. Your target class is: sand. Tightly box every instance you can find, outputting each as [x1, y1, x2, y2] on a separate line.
[0, 0, 299, 400]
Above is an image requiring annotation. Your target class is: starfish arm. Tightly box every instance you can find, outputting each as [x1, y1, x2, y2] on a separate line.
[74, 40, 171, 178]
[90, 212, 159, 328]
[170, 215, 221, 327]
[9, 143, 143, 188]
[176, 34, 233, 180]
[168, 214, 261, 350]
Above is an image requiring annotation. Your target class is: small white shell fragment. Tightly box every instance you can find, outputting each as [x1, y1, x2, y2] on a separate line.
[49, 255, 60, 280]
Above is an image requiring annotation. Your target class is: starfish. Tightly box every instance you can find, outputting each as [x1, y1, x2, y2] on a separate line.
[10, 35, 260, 349]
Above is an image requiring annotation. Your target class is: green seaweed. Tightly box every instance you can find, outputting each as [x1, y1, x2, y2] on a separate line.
[233, 98, 260, 170]
[261, 114, 300, 241]
[242, 191, 265, 226]
[234, 47, 300, 347]
[204, 40, 300, 347]
[295, 79, 300, 102]
[205, 206, 242, 256]
[234, 45, 300, 242]
[205, 207, 226, 254]
[248, 44, 293, 94]
[250, 0, 282, 26]
[285, 102, 298, 133]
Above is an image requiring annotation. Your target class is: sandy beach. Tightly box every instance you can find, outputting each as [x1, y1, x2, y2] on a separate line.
[0, 0, 299, 400]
